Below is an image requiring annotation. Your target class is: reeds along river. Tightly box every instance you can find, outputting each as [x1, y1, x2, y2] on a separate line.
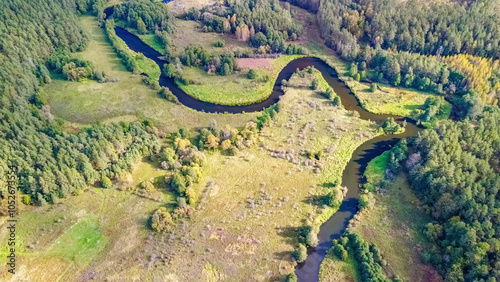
[104, 7, 422, 281]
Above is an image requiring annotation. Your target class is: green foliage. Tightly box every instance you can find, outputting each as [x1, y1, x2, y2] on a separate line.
[105, 19, 160, 82]
[335, 233, 390, 281]
[214, 39, 225, 48]
[113, 0, 174, 33]
[358, 192, 375, 210]
[22, 195, 32, 205]
[158, 87, 179, 104]
[381, 117, 402, 134]
[293, 244, 308, 263]
[136, 18, 147, 34]
[286, 272, 298, 282]
[102, 176, 112, 188]
[349, 63, 358, 77]
[149, 207, 174, 232]
[311, 78, 319, 90]
[247, 69, 257, 79]
[369, 83, 377, 92]
[403, 110, 500, 280]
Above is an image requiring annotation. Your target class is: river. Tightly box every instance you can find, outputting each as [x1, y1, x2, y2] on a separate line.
[104, 7, 422, 281]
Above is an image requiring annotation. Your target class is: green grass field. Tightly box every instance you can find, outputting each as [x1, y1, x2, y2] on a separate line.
[363, 150, 390, 192]
[46, 16, 258, 132]
[49, 215, 108, 266]
[319, 252, 360, 282]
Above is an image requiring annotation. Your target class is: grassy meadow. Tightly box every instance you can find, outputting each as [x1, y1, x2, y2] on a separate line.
[7, 68, 381, 280]
[46, 16, 258, 132]
[179, 55, 303, 105]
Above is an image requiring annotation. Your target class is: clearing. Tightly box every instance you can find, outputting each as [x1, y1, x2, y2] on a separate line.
[178, 55, 303, 106]
[46, 15, 258, 132]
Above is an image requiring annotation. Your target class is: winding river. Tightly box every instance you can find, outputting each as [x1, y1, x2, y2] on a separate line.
[104, 7, 422, 281]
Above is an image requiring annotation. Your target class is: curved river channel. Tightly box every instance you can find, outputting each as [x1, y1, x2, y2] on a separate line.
[104, 7, 423, 281]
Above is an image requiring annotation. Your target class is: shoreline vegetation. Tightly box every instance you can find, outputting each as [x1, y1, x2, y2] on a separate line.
[2, 0, 486, 281]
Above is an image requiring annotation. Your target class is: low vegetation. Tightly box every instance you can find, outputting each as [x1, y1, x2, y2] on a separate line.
[177, 55, 303, 105]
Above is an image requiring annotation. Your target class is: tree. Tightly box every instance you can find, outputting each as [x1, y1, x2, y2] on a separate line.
[251, 32, 268, 47]
[293, 244, 308, 263]
[137, 18, 147, 34]
[349, 63, 358, 77]
[205, 134, 220, 149]
[354, 73, 361, 81]
[286, 273, 298, 282]
[221, 139, 232, 150]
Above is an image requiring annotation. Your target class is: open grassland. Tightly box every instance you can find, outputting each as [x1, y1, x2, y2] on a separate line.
[6, 71, 380, 281]
[46, 16, 258, 132]
[0, 181, 165, 281]
[179, 55, 303, 105]
[351, 174, 440, 281]
[320, 153, 440, 281]
[319, 252, 360, 282]
[363, 150, 390, 192]
[167, 0, 219, 15]
[131, 71, 381, 281]
[121, 19, 247, 56]
[169, 19, 248, 57]
[344, 80, 452, 119]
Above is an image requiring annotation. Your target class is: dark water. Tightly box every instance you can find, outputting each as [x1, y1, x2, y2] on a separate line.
[104, 7, 422, 281]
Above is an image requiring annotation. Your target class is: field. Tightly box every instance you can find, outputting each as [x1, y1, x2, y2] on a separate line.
[179, 55, 303, 105]
[167, 0, 218, 15]
[4, 68, 381, 280]
[319, 153, 441, 281]
[46, 16, 258, 132]
[0, 183, 165, 281]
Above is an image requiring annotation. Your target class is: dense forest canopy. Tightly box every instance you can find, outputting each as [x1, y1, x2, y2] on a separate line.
[309, 0, 500, 106]
[388, 108, 500, 281]
[112, 0, 175, 33]
[0, 0, 160, 208]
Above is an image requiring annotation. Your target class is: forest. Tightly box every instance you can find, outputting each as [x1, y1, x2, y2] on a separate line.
[0, 0, 160, 206]
[309, 0, 500, 109]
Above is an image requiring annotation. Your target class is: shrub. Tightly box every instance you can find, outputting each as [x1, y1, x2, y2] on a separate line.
[102, 176, 112, 188]
[311, 78, 319, 90]
[228, 146, 239, 156]
[158, 87, 179, 104]
[293, 244, 308, 263]
[150, 207, 174, 232]
[332, 96, 341, 106]
[22, 195, 31, 205]
[322, 87, 335, 100]
[381, 117, 402, 134]
[286, 273, 298, 282]
[185, 187, 198, 206]
[247, 69, 257, 79]
[359, 192, 375, 210]
[214, 39, 225, 47]
[370, 83, 377, 92]
[221, 139, 232, 150]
